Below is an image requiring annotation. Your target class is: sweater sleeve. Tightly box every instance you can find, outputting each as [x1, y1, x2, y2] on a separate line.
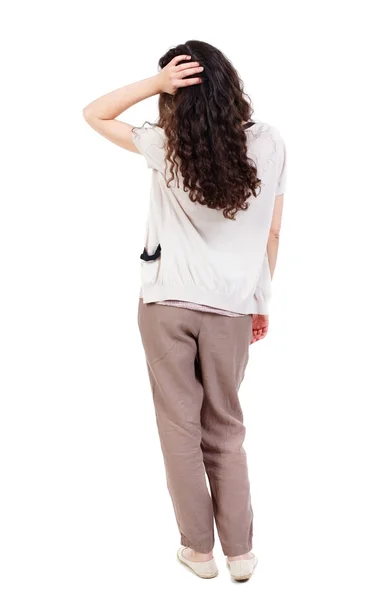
[132, 124, 166, 172]
[253, 253, 272, 315]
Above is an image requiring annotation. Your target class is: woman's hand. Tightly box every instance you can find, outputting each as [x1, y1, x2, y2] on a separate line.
[83, 55, 203, 152]
[251, 314, 269, 344]
[156, 55, 204, 95]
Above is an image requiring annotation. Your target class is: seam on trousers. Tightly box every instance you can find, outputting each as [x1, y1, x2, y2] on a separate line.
[150, 338, 180, 366]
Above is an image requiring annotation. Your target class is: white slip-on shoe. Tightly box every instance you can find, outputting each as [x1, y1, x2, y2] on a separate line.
[177, 546, 218, 579]
[227, 553, 258, 581]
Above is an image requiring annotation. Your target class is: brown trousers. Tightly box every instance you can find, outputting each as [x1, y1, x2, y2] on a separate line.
[138, 299, 254, 556]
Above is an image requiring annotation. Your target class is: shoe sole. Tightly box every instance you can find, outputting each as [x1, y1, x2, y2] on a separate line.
[177, 554, 218, 579]
[227, 561, 257, 582]
[231, 573, 254, 581]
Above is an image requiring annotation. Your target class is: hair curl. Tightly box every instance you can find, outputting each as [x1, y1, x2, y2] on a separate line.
[157, 40, 261, 220]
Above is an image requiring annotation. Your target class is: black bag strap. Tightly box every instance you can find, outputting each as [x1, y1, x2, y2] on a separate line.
[140, 243, 161, 262]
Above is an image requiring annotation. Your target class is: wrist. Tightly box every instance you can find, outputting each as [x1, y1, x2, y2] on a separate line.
[149, 73, 163, 95]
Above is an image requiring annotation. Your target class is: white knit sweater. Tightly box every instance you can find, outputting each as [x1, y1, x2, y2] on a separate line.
[133, 121, 287, 315]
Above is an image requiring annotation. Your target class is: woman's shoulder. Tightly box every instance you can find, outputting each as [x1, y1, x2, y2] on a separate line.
[132, 121, 166, 146]
[248, 121, 286, 161]
[249, 120, 284, 142]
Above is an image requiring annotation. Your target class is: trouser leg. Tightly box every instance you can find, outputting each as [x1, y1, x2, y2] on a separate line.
[138, 300, 214, 553]
[197, 312, 254, 556]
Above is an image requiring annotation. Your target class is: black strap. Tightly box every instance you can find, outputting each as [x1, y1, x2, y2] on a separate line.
[243, 121, 255, 129]
[140, 243, 161, 261]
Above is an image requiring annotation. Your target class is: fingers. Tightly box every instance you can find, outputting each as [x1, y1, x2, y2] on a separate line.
[166, 55, 204, 90]
[169, 54, 192, 66]
[177, 76, 203, 87]
[251, 327, 268, 344]
[176, 66, 204, 79]
[174, 61, 200, 72]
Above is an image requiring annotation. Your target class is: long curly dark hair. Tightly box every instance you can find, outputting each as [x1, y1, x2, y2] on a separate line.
[157, 40, 261, 220]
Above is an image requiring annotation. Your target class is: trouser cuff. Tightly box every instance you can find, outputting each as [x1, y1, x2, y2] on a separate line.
[180, 532, 214, 554]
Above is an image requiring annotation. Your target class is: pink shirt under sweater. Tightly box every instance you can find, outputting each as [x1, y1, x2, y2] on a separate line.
[156, 299, 245, 316]
[139, 292, 245, 317]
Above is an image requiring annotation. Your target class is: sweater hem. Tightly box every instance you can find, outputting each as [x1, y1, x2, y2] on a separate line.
[141, 283, 270, 315]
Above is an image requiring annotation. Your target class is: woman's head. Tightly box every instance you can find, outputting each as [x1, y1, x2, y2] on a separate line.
[157, 40, 261, 219]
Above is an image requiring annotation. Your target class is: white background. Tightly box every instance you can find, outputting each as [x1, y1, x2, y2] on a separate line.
[1, 1, 370, 598]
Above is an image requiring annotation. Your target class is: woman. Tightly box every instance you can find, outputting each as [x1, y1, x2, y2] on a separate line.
[83, 40, 286, 582]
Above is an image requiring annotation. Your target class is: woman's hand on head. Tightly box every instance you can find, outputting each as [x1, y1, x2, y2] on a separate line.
[156, 55, 204, 95]
[83, 56, 202, 153]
